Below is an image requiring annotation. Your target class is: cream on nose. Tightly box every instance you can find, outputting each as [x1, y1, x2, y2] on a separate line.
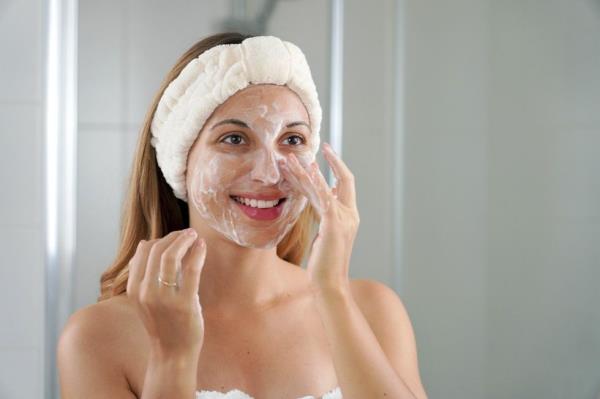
[250, 149, 281, 184]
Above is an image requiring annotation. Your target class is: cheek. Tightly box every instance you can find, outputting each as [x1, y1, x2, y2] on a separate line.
[189, 153, 253, 190]
[294, 151, 316, 168]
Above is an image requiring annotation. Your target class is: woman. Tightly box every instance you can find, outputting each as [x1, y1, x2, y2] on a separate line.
[57, 32, 428, 399]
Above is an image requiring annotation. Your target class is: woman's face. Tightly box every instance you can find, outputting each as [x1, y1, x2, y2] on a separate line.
[186, 84, 316, 248]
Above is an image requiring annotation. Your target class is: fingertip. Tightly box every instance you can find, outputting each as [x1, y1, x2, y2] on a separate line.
[322, 150, 335, 166]
[277, 158, 288, 170]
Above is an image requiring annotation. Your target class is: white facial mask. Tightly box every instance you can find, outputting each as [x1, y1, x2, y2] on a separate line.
[187, 88, 317, 249]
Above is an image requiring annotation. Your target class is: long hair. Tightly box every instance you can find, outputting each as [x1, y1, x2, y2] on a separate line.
[97, 32, 318, 302]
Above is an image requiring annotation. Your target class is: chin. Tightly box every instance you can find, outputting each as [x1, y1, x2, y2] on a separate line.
[222, 230, 285, 249]
[237, 235, 281, 249]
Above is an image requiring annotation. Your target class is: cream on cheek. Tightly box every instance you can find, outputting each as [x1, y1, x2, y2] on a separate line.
[189, 152, 247, 214]
[186, 103, 316, 248]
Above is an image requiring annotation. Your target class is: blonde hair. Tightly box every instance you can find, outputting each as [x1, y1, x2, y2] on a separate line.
[97, 32, 318, 302]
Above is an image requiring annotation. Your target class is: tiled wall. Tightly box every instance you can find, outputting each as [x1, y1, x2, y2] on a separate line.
[0, 0, 45, 398]
[484, 1, 600, 397]
[403, 1, 600, 398]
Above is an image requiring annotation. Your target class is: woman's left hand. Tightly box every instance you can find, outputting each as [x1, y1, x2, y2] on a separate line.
[278, 142, 360, 294]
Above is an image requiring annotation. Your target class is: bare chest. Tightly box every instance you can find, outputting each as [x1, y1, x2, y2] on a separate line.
[125, 298, 338, 399]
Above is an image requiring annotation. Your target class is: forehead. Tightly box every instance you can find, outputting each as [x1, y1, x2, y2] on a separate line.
[210, 84, 309, 121]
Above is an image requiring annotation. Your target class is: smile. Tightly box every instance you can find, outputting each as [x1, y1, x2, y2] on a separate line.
[231, 196, 283, 208]
[229, 195, 288, 221]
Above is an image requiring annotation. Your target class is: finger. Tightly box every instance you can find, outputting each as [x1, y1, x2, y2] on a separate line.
[308, 161, 334, 208]
[126, 240, 150, 295]
[283, 154, 330, 214]
[300, 157, 334, 213]
[143, 229, 190, 288]
[322, 143, 357, 208]
[157, 229, 199, 291]
[278, 156, 322, 211]
[181, 237, 207, 300]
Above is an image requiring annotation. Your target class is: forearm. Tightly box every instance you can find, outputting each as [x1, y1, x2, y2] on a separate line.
[313, 286, 418, 399]
[140, 350, 198, 399]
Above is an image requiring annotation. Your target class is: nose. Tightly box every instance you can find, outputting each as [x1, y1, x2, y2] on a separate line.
[250, 148, 281, 184]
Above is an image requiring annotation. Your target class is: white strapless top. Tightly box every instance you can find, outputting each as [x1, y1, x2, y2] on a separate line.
[196, 385, 342, 399]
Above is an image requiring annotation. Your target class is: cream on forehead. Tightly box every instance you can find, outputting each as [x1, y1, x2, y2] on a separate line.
[213, 87, 311, 132]
[149, 35, 322, 202]
[186, 88, 316, 249]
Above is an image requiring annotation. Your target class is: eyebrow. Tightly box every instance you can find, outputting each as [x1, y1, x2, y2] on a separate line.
[210, 118, 310, 131]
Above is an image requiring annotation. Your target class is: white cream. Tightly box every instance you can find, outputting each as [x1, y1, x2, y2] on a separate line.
[186, 84, 316, 249]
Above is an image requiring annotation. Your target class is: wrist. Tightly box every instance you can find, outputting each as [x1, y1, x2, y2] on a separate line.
[149, 346, 199, 369]
[311, 281, 352, 305]
[143, 346, 199, 398]
[311, 279, 351, 298]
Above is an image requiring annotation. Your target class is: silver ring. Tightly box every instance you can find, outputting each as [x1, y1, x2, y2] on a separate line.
[158, 275, 178, 288]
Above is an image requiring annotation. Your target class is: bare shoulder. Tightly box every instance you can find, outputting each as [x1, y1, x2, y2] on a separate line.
[348, 278, 428, 399]
[60, 294, 138, 346]
[349, 278, 407, 316]
[57, 295, 139, 398]
[348, 278, 415, 346]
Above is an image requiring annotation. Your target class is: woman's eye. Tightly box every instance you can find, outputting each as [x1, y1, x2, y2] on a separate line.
[221, 134, 246, 145]
[283, 135, 305, 146]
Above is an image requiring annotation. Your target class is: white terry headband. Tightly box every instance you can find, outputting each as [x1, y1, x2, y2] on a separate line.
[150, 35, 322, 202]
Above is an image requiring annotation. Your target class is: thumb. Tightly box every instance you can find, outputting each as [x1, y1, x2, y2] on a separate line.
[181, 237, 207, 299]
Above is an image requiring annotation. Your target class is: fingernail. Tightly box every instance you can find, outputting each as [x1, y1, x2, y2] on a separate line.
[187, 228, 197, 237]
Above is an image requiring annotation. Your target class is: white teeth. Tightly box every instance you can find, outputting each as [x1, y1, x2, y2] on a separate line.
[233, 196, 282, 209]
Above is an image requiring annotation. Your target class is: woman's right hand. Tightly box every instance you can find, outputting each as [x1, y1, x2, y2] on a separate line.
[126, 228, 207, 359]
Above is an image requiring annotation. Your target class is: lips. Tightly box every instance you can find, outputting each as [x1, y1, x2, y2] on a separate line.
[229, 194, 288, 221]
[231, 196, 283, 208]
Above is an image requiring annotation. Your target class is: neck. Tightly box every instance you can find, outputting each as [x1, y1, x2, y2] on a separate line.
[189, 215, 294, 316]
